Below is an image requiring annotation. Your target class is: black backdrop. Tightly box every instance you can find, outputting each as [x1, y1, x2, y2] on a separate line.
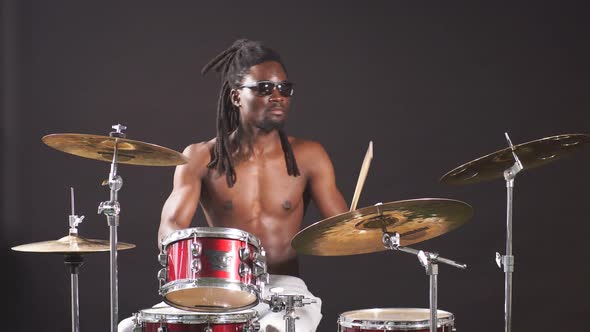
[3, 1, 590, 331]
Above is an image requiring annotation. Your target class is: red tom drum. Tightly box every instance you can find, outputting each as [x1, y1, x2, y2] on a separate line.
[132, 305, 260, 332]
[158, 227, 267, 312]
[337, 308, 455, 331]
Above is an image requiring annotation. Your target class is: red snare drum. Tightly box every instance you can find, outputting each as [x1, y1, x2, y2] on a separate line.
[133, 305, 260, 332]
[158, 227, 267, 312]
[337, 308, 455, 331]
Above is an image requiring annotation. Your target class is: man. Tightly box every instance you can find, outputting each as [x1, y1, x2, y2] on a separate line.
[119, 39, 348, 331]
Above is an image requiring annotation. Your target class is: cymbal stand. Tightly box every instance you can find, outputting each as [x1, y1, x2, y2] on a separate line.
[263, 288, 317, 332]
[97, 124, 125, 332]
[495, 132, 523, 332]
[67, 187, 85, 332]
[382, 232, 466, 332]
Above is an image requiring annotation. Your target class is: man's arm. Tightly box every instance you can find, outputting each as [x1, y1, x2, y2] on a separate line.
[305, 141, 349, 219]
[158, 142, 210, 245]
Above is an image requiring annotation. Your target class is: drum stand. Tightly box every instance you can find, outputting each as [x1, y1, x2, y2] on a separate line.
[382, 232, 466, 332]
[97, 124, 126, 332]
[264, 289, 317, 332]
[495, 133, 523, 332]
[67, 188, 85, 332]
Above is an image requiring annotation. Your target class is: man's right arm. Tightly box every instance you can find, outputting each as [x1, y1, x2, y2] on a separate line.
[158, 142, 210, 245]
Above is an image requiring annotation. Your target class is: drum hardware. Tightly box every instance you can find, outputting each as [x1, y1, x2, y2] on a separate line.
[42, 124, 187, 332]
[439, 132, 590, 332]
[382, 231, 466, 332]
[262, 287, 317, 332]
[11, 187, 135, 332]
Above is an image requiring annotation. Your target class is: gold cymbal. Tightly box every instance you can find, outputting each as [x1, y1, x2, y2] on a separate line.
[440, 133, 590, 185]
[42, 133, 188, 166]
[11, 235, 135, 254]
[291, 198, 473, 256]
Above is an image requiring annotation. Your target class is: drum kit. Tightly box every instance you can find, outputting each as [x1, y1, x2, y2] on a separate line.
[10, 123, 590, 332]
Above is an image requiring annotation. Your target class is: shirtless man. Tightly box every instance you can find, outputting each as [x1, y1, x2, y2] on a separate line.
[118, 39, 348, 332]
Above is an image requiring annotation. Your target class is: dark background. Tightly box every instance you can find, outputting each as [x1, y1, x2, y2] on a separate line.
[3, 1, 590, 331]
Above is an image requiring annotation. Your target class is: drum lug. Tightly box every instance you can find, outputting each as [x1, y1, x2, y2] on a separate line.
[239, 247, 251, 261]
[157, 268, 167, 289]
[204, 325, 212, 332]
[157, 327, 168, 332]
[158, 252, 168, 267]
[239, 262, 251, 277]
[191, 242, 202, 257]
[191, 258, 202, 274]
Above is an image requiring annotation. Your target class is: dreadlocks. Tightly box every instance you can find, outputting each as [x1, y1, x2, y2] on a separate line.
[201, 39, 300, 187]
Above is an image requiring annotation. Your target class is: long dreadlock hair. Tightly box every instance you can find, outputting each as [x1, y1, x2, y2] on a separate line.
[201, 39, 300, 187]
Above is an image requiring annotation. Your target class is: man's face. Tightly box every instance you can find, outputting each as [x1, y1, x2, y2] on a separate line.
[233, 61, 292, 131]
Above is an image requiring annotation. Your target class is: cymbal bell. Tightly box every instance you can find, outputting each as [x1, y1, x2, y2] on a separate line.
[42, 133, 188, 166]
[440, 133, 590, 185]
[11, 234, 136, 254]
[291, 198, 473, 256]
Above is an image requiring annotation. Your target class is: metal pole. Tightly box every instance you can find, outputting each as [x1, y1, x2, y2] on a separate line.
[65, 254, 84, 332]
[428, 263, 438, 332]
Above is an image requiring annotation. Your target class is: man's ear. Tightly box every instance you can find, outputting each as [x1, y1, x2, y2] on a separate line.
[230, 89, 241, 108]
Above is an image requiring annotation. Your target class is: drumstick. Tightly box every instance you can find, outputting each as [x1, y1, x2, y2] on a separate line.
[350, 141, 373, 211]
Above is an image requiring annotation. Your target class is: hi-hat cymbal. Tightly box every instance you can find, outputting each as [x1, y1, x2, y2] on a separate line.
[11, 235, 135, 254]
[42, 133, 188, 166]
[440, 133, 590, 185]
[291, 198, 473, 256]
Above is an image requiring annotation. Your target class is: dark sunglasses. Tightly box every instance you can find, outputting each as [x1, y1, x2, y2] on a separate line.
[237, 81, 295, 97]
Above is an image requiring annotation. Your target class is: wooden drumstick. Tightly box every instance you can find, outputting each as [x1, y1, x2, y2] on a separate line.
[350, 141, 373, 211]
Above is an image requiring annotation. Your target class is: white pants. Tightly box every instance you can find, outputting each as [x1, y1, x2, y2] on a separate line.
[118, 274, 322, 332]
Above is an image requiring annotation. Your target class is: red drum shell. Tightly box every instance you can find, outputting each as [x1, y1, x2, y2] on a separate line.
[135, 306, 258, 332]
[160, 227, 264, 312]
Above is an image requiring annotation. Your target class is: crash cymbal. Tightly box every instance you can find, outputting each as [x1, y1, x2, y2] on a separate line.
[11, 235, 135, 254]
[440, 133, 590, 185]
[42, 133, 188, 166]
[291, 198, 473, 256]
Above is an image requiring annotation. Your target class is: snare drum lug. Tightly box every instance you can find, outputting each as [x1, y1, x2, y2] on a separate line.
[191, 258, 202, 274]
[244, 319, 261, 332]
[191, 242, 202, 257]
[158, 252, 168, 267]
[239, 247, 251, 261]
[239, 262, 251, 277]
[157, 267, 167, 287]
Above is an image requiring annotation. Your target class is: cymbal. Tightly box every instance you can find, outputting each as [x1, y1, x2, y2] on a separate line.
[42, 133, 188, 166]
[11, 235, 135, 254]
[440, 133, 590, 185]
[291, 198, 473, 256]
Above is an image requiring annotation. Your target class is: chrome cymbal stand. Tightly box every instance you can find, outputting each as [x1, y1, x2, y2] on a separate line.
[263, 288, 317, 332]
[67, 187, 85, 332]
[97, 124, 126, 332]
[383, 232, 466, 332]
[495, 132, 523, 332]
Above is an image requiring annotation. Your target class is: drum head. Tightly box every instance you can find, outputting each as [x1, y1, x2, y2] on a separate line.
[164, 284, 258, 312]
[136, 305, 257, 324]
[338, 308, 454, 330]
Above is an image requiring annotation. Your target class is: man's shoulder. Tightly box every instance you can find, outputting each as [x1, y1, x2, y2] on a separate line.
[181, 138, 215, 166]
[288, 136, 329, 159]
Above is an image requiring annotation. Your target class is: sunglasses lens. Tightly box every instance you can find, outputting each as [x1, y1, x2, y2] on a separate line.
[278, 82, 294, 97]
[257, 82, 275, 96]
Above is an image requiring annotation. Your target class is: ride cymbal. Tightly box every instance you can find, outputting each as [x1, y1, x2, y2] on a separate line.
[11, 235, 135, 254]
[42, 133, 188, 166]
[440, 133, 590, 185]
[291, 198, 473, 256]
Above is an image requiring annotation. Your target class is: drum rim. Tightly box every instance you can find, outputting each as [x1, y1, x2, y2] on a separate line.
[135, 307, 258, 324]
[161, 227, 262, 248]
[160, 278, 260, 312]
[337, 308, 455, 330]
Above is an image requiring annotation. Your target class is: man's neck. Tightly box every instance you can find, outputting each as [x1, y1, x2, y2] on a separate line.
[231, 126, 282, 158]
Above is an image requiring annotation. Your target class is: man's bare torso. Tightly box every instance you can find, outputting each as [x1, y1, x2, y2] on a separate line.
[199, 137, 312, 276]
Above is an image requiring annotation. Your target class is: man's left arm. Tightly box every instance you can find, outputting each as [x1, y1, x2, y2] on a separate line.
[306, 142, 349, 219]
